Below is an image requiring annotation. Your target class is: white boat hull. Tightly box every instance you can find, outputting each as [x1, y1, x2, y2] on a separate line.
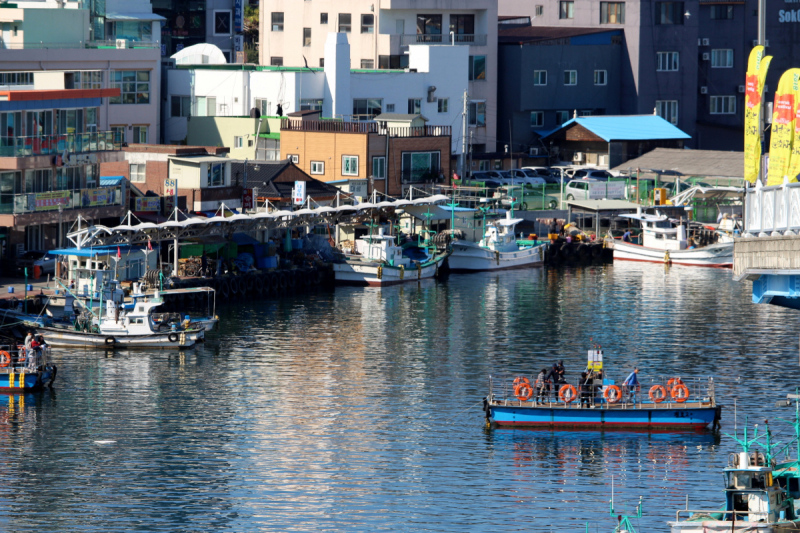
[333, 255, 447, 286]
[448, 241, 546, 271]
[612, 241, 733, 268]
[670, 519, 798, 532]
[35, 327, 204, 348]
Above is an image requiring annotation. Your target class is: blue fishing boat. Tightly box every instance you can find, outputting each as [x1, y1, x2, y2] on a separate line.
[0, 343, 56, 392]
[484, 348, 721, 430]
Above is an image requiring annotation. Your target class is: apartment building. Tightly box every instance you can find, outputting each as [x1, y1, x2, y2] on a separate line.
[153, 0, 244, 61]
[259, 0, 498, 153]
[0, 3, 162, 145]
[499, 0, 796, 150]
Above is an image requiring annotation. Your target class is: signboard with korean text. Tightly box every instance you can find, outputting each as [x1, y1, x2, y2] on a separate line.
[234, 0, 243, 32]
[81, 187, 119, 207]
[135, 197, 161, 212]
[234, 34, 244, 53]
[587, 181, 625, 200]
[587, 349, 603, 371]
[164, 178, 178, 216]
[242, 188, 253, 210]
[28, 191, 71, 212]
[293, 181, 306, 205]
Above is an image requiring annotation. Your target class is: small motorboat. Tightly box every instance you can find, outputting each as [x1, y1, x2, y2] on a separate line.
[449, 211, 547, 271]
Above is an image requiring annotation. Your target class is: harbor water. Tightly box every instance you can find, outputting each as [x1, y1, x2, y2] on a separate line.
[2, 262, 797, 532]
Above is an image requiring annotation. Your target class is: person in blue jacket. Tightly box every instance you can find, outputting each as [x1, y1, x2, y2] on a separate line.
[622, 367, 640, 402]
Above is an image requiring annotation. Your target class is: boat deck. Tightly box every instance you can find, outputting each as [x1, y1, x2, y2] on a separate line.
[489, 398, 713, 410]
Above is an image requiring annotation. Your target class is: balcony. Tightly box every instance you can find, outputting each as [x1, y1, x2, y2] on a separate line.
[0, 41, 160, 50]
[0, 131, 120, 158]
[281, 120, 451, 138]
[0, 186, 124, 215]
[399, 34, 488, 47]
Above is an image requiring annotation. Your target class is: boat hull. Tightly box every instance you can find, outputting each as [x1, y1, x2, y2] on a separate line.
[669, 520, 799, 532]
[488, 402, 719, 429]
[448, 241, 546, 271]
[613, 241, 733, 268]
[0, 368, 55, 392]
[333, 255, 447, 287]
[35, 327, 204, 348]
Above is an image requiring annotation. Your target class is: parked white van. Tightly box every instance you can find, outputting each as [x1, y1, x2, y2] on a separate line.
[565, 179, 626, 201]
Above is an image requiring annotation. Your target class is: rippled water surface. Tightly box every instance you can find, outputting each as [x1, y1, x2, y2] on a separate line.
[2, 262, 799, 532]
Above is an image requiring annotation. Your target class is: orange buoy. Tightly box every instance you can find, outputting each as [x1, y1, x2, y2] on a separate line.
[0, 351, 10, 368]
[604, 385, 622, 404]
[649, 385, 667, 403]
[671, 383, 690, 403]
[514, 382, 533, 401]
[559, 384, 577, 403]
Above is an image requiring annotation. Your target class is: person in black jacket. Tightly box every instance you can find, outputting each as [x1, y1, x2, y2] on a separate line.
[545, 363, 560, 399]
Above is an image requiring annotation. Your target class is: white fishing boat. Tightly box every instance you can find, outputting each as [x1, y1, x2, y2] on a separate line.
[35, 288, 204, 348]
[611, 213, 733, 268]
[333, 228, 449, 287]
[448, 211, 547, 271]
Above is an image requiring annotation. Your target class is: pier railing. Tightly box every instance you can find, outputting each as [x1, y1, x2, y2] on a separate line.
[743, 179, 800, 235]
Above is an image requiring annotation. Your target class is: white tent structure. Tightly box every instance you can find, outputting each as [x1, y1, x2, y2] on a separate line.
[171, 43, 227, 66]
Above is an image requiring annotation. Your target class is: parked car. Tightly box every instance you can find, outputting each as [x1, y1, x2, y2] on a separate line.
[468, 172, 503, 191]
[492, 185, 530, 210]
[16, 250, 56, 276]
[508, 169, 547, 186]
[572, 169, 614, 181]
[521, 167, 559, 184]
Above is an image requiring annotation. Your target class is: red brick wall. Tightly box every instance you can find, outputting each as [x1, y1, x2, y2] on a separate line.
[99, 161, 129, 179]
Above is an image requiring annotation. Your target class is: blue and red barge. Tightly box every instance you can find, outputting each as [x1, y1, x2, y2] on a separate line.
[0, 344, 57, 392]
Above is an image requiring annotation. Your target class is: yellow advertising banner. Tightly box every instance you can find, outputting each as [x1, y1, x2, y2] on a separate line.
[767, 69, 800, 185]
[743, 46, 772, 183]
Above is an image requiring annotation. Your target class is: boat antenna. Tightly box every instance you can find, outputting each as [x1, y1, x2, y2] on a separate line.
[609, 475, 642, 533]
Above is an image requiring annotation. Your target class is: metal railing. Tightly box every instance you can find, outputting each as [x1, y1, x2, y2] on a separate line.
[386, 125, 451, 137]
[281, 119, 378, 133]
[673, 509, 767, 522]
[0, 186, 123, 215]
[0, 131, 119, 157]
[744, 179, 800, 235]
[399, 34, 487, 46]
[0, 41, 159, 50]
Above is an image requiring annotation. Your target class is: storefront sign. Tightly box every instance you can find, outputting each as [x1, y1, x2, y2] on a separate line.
[81, 187, 119, 207]
[234, 0, 243, 32]
[28, 190, 71, 212]
[779, 9, 800, 20]
[242, 188, 253, 210]
[293, 181, 306, 205]
[135, 197, 161, 212]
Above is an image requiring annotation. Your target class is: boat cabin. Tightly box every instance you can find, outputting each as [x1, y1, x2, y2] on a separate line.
[723, 451, 790, 523]
[481, 212, 525, 253]
[51, 246, 159, 296]
[620, 213, 688, 251]
[101, 289, 165, 335]
[355, 228, 416, 267]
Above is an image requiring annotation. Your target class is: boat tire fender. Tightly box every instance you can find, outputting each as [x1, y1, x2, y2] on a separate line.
[604, 385, 622, 404]
[104, 336, 116, 346]
[0, 350, 9, 368]
[168, 333, 179, 343]
[558, 384, 577, 403]
[649, 385, 668, 403]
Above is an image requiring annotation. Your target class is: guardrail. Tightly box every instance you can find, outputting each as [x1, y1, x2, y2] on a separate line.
[744, 179, 800, 235]
[0, 186, 123, 215]
[399, 34, 487, 46]
[0, 41, 159, 50]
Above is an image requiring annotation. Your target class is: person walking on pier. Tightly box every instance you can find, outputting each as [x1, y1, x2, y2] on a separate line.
[622, 367, 640, 402]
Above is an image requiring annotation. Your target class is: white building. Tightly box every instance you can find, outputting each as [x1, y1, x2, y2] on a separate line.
[259, 0, 498, 153]
[165, 34, 468, 154]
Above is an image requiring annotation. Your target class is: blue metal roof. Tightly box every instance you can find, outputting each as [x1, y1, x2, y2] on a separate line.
[99, 176, 124, 187]
[541, 115, 691, 142]
[48, 245, 157, 257]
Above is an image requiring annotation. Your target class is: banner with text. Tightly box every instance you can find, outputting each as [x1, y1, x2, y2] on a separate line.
[80, 187, 119, 207]
[767, 69, 800, 185]
[744, 46, 772, 183]
[135, 197, 161, 212]
[29, 190, 71, 212]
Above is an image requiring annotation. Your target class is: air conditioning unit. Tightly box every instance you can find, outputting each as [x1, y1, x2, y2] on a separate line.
[700, 86, 708, 94]
[738, 85, 746, 93]
[115, 39, 128, 49]
[701, 38, 710, 46]
[529, 147, 540, 156]
[573, 152, 584, 162]
[702, 53, 710, 61]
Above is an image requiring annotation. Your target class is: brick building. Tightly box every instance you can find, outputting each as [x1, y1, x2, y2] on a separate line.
[279, 113, 452, 197]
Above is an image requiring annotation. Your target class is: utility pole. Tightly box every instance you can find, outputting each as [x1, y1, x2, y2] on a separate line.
[460, 89, 468, 179]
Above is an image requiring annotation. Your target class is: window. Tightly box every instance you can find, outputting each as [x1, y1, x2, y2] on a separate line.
[556, 110, 570, 124]
[171, 95, 191, 117]
[408, 98, 422, 114]
[469, 55, 486, 81]
[710, 5, 733, 19]
[303, 28, 311, 47]
[272, 12, 284, 31]
[255, 98, 269, 116]
[310, 161, 325, 175]
[361, 14, 374, 33]
[401, 152, 440, 183]
[339, 13, 351, 33]
[360, 59, 374, 69]
[132, 125, 147, 144]
[207, 162, 224, 186]
[564, 70, 577, 85]
[386, 104, 396, 112]
[594, 70, 607, 85]
[711, 49, 733, 68]
[530, 111, 544, 127]
[656, 100, 679, 124]
[710, 95, 736, 114]
[0, 72, 33, 86]
[300, 99, 323, 111]
[560, 1, 574, 19]
[271, 57, 283, 66]
[417, 14, 443, 40]
[372, 156, 386, 179]
[580, 109, 593, 116]
[437, 98, 449, 113]
[320, 13, 328, 24]
[534, 70, 547, 85]
[378, 55, 409, 69]
[657, 51, 679, 71]
[655, 2, 684, 24]
[468, 101, 485, 127]
[129, 163, 146, 183]
[320, 58, 325, 67]
[352, 98, 382, 119]
[449, 14, 474, 36]
[285, 154, 298, 164]
[342, 155, 359, 176]
[111, 125, 125, 144]
[110, 71, 150, 104]
[67, 71, 103, 90]
[601, 2, 626, 23]
[535, 5, 544, 16]
[195, 96, 216, 117]
[214, 11, 231, 35]
[234, 136, 243, 148]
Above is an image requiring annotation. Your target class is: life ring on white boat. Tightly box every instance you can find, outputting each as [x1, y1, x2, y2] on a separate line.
[559, 384, 577, 403]
[168, 333, 179, 343]
[671, 383, 690, 403]
[104, 336, 116, 346]
[604, 385, 622, 404]
[513, 376, 533, 401]
[649, 385, 667, 403]
[0, 351, 9, 368]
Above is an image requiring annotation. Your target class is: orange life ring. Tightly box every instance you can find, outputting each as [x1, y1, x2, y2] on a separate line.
[559, 384, 577, 403]
[667, 377, 684, 387]
[649, 385, 667, 403]
[604, 385, 622, 404]
[0, 351, 10, 368]
[514, 382, 533, 401]
[671, 383, 690, 403]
